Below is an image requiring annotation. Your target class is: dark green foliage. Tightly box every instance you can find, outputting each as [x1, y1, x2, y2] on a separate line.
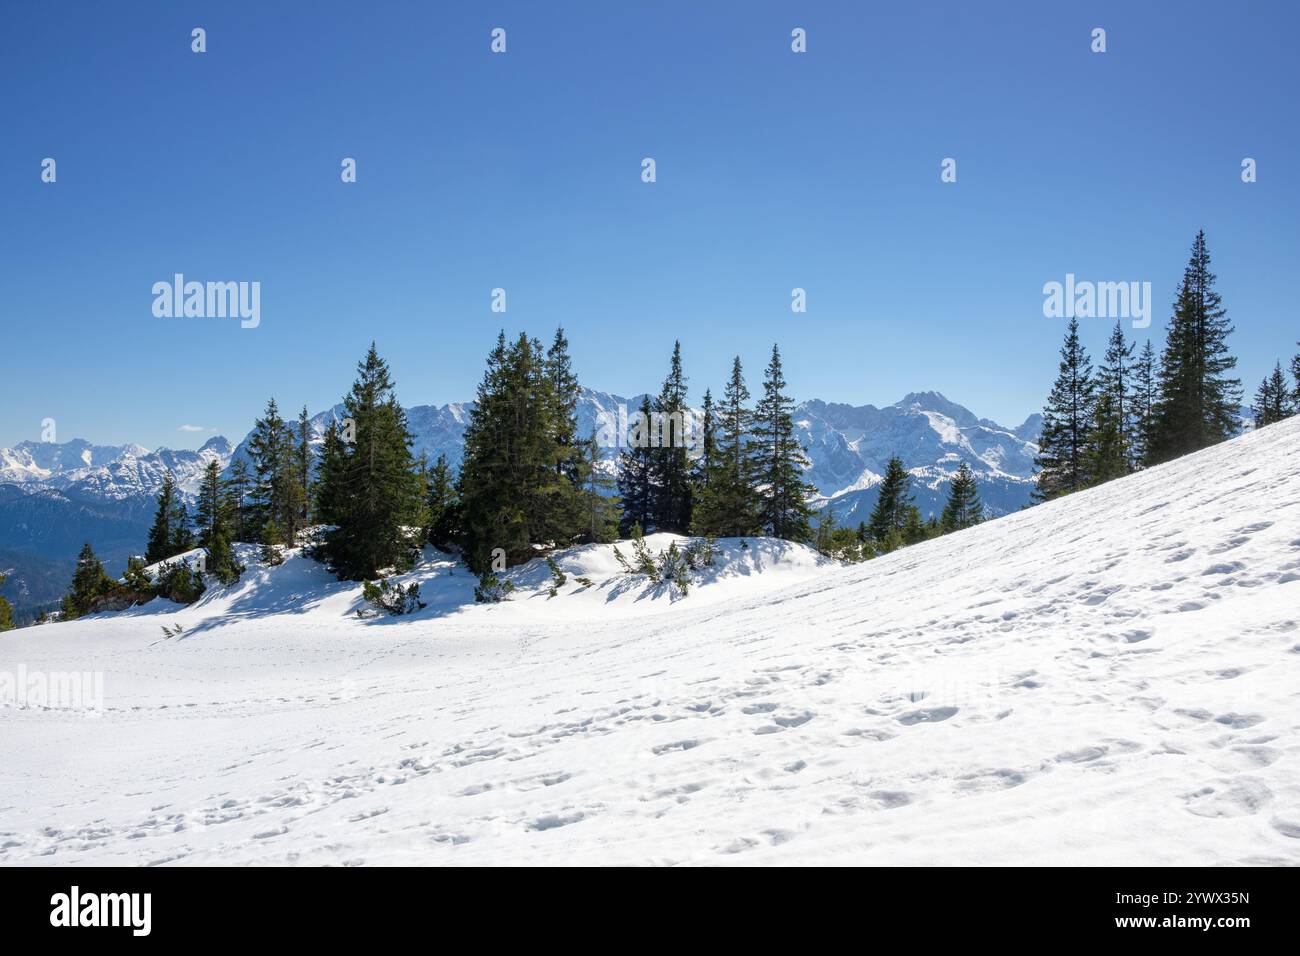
[579, 430, 619, 544]
[425, 453, 460, 550]
[247, 398, 304, 546]
[145, 473, 194, 563]
[473, 569, 515, 603]
[1291, 345, 1300, 411]
[752, 344, 815, 543]
[1035, 318, 1096, 499]
[692, 357, 759, 537]
[1147, 231, 1242, 464]
[295, 405, 313, 525]
[457, 331, 589, 571]
[317, 345, 427, 579]
[649, 341, 693, 533]
[618, 395, 657, 535]
[122, 555, 154, 593]
[940, 461, 983, 532]
[260, 519, 285, 566]
[155, 559, 205, 605]
[61, 542, 123, 618]
[1253, 362, 1292, 428]
[361, 578, 426, 615]
[0, 575, 14, 631]
[1096, 320, 1135, 475]
[224, 458, 254, 543]
[545, 555, 566, 597]
[868, 456, 914, 546]
[1130, 340, 1158, 470]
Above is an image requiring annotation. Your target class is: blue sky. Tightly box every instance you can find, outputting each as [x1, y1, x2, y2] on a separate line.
[3, 0, 1297, 449]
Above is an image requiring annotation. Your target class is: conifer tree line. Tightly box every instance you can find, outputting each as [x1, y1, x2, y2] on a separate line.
[1034, 231, 1294, 500]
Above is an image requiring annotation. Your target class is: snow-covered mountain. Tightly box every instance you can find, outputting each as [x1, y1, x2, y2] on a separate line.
[0, 435, 232, 500]
[2, 412, 1296, 865]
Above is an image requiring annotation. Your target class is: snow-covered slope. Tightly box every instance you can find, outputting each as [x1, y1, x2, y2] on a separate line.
[2, 416, 1297, 866]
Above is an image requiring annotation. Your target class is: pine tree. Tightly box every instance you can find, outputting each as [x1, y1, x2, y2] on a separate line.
[617, 394, 657, 536]
[1253, 362, 1291, 428]
[1096, 320, 1134, 474]
[314, 419, 348, 526]
[868, 456, 914, 547]
[145, 473, 192, 563]
[1089, 391, 1128, 484]
[751, 344, 815, 542]
[693, 387, 716, 492]
[61, 542, 116, 619]
[425, 453, 459, 549]
[1035, 318, 1096, 499]
[649, 341, 693, 533]
[0, 575, 14, 631]
[1291, 344, 1300, 413]
[318, 344, 427, 579]
[580, 428, 619, 544]
[940, 461, 983, 532]
[1148, 231, 1242, 463]
[692, 357, 759, 537]
[247, 398, 294, 544]
[295, 406, 312, 524]
[545, 327, 582, 483]
[195, 459, 224, 549]
[224, 458, 253, 542]
[1131, 340, 1158, 469]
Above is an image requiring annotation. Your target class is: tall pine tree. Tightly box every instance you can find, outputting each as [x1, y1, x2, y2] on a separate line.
[1253, 362, 1292, 428]
[1096, 319, 1134, 475]
[617, 394, 657, 536]
[649, 341, 693, 533]
[940, 461, 983, 532]
[1035, 318, 1096, 499]
[868, 455, 914, 548]
[1131, 340, 1158, 470]
[692, 357, 759, 537]
[1147, 231, 1241, 463]
[145, 473, 194, 562]
[318, 344, 426, 579]
[751, 344, 815, 542]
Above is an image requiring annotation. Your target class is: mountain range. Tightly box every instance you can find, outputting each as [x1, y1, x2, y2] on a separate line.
[0, 391, 1039, 621]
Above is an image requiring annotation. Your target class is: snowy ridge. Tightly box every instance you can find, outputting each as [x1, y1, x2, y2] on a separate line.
[1, 417, 1297, 865]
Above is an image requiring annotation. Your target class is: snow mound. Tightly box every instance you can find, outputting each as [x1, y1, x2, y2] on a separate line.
[2, 418, 1299, 866]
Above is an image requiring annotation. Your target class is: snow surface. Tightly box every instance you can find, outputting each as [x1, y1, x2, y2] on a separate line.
[1, 418, 1298, 866]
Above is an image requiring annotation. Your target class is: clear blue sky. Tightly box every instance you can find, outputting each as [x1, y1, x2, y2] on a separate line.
[3, 0, 1297, 449]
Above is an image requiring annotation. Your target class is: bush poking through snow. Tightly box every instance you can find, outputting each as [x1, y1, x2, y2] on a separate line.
[545, 556, 566, 598]
[474, 570, 515, 604]
[630, 525, 660, 581]
[155, 560, 206, 605]
[360, 578, 426, 616]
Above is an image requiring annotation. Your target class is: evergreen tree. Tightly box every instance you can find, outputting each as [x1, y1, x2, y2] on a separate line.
[580, 429, 619, 544]
[1291, 343, 1300, 413]
[1089, 391, 1128, 484]
[940, 461, 983, 532]
[1253, 362, 1292, 428]
[617, 394, 658, 535]
[545, 327, 582, 483]
[649, 341, 693, 533]
[693, 387, 716, 492]
[868, 455, 914, 547]
[902, 505, 927, 546]
[145, 473, 193, 563]
[61, 542, 116, 619]
[314, 419, 348, 526]
[1096, 320, 1134, 474]
[295, 406, 313, 524]
[318, 344, 427, 579]
[692, 357, 759, 537]
[425, 453, 459, 549]
[751, 344, 815, 542]
[1148, 231, 1242, 463]
[0, 575, 13, 631]
[1034, 318, 1096, 499]
[224, 458, 253, 542]
[247, 398, 295, 544]
[457, 332, 587, 570]
[1131, 340, 1158, 469]
[195, 459, 225, 549]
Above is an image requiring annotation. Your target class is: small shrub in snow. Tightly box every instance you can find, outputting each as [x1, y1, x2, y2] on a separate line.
[574, 575, 594, 589]
[630, 525, 660, 581]
[612, 545, 635, 574]
[155, 560, 205, 605]
[657, 540, 691, 593]
[361, 578, 426, 615]
[474, 570, 515, 603]
[545, 556, 566, 598]
[682, 536, 716, 570]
